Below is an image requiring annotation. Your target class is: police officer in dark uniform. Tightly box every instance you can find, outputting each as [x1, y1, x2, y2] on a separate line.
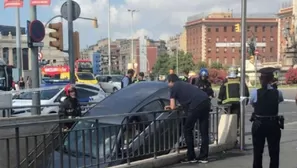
[165, 74, 211, 164]
[249, 67, 284, 168]
[121, 69, 135, 88]
[195, 68, 214, 98]
[133, 72, 145, 83]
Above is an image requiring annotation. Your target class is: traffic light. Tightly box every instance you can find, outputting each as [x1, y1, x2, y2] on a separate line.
[235, 23, 241, 32]
[48, 22, 63, 50]
[93, 17, 98, 28]
[73, 31, 80, 60]
[249, 55, 255, 64]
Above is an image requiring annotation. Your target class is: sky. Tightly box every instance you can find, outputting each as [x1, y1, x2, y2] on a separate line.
[0, 0, 290, 49]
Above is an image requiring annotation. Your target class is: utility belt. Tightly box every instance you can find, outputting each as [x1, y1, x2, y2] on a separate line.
[250, 113, 284, 129]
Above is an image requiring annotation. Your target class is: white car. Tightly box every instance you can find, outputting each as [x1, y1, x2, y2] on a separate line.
[96, 75, 123, 93]
[11, 83, 107, 116]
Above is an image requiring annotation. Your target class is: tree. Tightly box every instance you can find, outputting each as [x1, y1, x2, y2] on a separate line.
[196, 61, 208, 71]
[169, 51, 194, 74]
[152, 53, 171, 75]
[210, 62, 223, 69]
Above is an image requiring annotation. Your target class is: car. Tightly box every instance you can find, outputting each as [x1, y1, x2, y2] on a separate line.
[11, 83, 107, 116]
[95, 75, 123, 93]
[48, 81, 187, 167]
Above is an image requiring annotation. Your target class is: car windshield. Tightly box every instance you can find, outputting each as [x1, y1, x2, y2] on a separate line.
[78, 62, 92, 68]
[14, 88, 61, 100]
[111, 76, 123, 82]
[77, 73, 95, 80]
[63, 121, 119, 159]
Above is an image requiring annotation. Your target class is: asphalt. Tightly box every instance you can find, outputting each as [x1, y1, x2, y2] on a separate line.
[165, 88, 297, 168]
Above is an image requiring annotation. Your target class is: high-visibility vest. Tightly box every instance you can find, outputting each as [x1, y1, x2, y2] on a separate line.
[222, 78, 240, 104]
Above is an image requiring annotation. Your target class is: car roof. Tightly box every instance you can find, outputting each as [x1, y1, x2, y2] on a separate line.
[87, 81, 168, 117]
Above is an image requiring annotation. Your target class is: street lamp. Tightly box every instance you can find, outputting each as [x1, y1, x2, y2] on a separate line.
[127, 9, 139, 65]
[108, 0, 111, 75]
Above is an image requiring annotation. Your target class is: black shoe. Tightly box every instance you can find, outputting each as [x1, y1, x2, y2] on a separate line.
[198, 158, 208, 164]
[181, 158, 198, 163]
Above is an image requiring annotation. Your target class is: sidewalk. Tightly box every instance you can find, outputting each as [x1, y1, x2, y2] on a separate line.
[166, 124, 297, 168]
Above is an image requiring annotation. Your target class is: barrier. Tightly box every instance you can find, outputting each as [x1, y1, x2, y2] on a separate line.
[0, 107, 225, 168]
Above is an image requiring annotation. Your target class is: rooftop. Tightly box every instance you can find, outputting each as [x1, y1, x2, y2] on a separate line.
[0, 25, 26, 36]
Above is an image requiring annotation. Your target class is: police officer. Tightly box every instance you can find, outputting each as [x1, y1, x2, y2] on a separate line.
[133, 72, 146, 83]
[218, 66, 249, 131]
[195, 68, 214, 98]
[165, 74, 210, 163]
[249, 67, 284, 168]
[271, 71, 278, 89]
[121, 69, 135, 88]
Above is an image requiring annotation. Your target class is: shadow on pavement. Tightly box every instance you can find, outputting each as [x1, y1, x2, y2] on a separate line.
[208, 149, 252, 163]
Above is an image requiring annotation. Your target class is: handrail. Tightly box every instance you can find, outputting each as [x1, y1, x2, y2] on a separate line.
[0, 105, 231, 129]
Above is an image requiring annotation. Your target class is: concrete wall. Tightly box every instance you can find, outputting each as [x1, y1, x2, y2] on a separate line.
[0, 114, 59, 168]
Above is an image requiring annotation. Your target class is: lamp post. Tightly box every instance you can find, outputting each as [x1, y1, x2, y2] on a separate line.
[108, 0, 111, 75]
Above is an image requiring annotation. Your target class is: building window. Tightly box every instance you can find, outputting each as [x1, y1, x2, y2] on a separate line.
[232, 57, 235, 65]
[232, 26, 235, 32]
[22, 48, 29, 70]
[216, 57, 219, 62]
[208, 48, 211, 53]
[270, 47, 273, 52]
[2, 48, 9, 64]
[224, 57, 227, 64]
[216, 28, 219, 32]
[13, 48, 17, 67]
[208, 38, 211, 42]
[224, 26, 227, 32]
[208, 58, 211, 65]
[270, 26, 273, 32]
[232, 48, 235, 52]
[247, 26, 250, 31]
[255, 37, 258, 41]
[216, 48, 219, 53]
[255, 26, 258, 32]
[239, 49, 241, 53]
[224, 48, 227, 53]
[262, 36, 266, 42]
[216, 37, 219, 42]
[270, 36, 274, 41]
[262, 47, 266, 53]
[232, 36, 235, 42]
[262, 26, 266, 32]
[224, 37, 227, 42]
[208, 28, 211, 32]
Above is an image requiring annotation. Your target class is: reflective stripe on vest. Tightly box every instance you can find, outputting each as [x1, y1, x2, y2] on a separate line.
[222, 78, 240, 104]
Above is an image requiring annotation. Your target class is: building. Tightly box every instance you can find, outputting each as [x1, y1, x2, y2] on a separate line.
[185, 12, 278, 65]
[166, 34, 180, 55]
[179, 29, 187, 52]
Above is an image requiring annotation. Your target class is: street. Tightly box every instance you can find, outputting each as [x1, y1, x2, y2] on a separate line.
[166, 88, 297, 168]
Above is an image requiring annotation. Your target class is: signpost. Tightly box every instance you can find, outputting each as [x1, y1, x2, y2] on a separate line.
[27, 19, 45, 115]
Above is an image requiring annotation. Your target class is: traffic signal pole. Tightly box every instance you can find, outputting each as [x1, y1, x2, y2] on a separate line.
[67, 0, 75, 84]
[30, 6, 41, 115]
[239, 0, 247, 151]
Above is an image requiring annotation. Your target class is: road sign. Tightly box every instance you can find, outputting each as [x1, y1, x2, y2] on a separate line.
[38, 52, 43, 60]
[32, 42, 44, 47]
[29, 20, 45, 42]
[60, 1, 81, 21]
[255, 50, 259, 55]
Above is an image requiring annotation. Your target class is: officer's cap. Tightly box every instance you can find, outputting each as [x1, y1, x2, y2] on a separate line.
[258, 67, 276, 76]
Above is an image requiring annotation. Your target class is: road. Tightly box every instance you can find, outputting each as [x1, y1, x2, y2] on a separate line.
[165, 88, 297, 168]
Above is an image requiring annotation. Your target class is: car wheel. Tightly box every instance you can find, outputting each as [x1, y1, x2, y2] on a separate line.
[49, 111, 57, 114]
[113, 87, 118, 92]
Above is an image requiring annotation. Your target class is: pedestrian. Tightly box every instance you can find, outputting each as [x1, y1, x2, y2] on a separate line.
[121, 69, 135, 88]
[59, 84, 82, 130]
[133, 72, 145, 83]
[165, 74, 210, 163]
[249, 67, 284, 168]
[26, 76, 32, 89]
[18, 77, 25, 90]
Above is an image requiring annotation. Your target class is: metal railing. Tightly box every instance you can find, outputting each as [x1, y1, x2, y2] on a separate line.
[0, 106, 222, 168]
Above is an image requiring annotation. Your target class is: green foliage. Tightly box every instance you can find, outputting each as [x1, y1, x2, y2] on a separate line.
[152, 53, 171, 75]
[210, 62, 223, 69]
[169, 51, 194, 74]
[195, 61, 208, 71]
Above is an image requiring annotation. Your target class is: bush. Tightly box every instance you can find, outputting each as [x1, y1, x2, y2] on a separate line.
[285, 68, 297, 84]
[208, 68, 227, 84]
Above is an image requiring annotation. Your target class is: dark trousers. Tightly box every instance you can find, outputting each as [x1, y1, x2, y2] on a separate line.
[252, 120, 281, 168]
[184, 100, 210, 160]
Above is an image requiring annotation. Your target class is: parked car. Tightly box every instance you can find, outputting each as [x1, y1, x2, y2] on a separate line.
[11, 83, 107, 116]
[96, 75, 123, 93]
